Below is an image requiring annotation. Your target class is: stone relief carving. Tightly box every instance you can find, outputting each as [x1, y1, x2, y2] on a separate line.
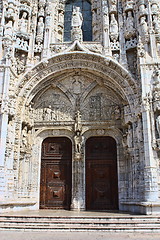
[33, 88, 73, 122]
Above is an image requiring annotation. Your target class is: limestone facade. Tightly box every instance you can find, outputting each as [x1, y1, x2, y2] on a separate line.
[0, 0, 160, 214]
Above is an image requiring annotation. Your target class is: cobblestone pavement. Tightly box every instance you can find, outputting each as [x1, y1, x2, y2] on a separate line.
[0, 231, 160, 240]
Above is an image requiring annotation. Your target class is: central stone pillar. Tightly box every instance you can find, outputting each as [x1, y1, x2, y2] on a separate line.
[71, 109, 85, 211]
[71, 152, 85, 211]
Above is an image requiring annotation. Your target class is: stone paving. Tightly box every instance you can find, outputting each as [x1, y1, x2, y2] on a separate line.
[0, 231, 160, 240]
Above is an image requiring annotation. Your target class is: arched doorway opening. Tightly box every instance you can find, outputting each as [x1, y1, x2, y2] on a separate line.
[40, 137, 72, 210]
[86, 136, 118, 210]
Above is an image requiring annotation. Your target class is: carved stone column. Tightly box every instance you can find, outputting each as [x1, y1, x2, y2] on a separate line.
[0, 63, 11, 167]
[71, 152, 85, 211]
[142, 96, 159, 203]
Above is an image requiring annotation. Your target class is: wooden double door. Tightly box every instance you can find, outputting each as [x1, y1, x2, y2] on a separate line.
[40, 136, 118, 210]
[86, 137, 118, 210]
[40, 137, 72, 210]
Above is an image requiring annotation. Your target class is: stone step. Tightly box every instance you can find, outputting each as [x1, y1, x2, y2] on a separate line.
[0, 225, 160, 232]
[0, 215, 160, 232]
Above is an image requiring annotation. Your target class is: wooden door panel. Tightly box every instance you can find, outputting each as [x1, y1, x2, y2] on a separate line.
[40, 137, 72, 210]
[86, 137, 118, 210]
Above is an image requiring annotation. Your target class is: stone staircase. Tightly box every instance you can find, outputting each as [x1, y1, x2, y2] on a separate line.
[0, 215, 160, 232]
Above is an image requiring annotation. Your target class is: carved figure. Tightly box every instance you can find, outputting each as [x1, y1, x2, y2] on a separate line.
[152, 15, 160, 34]
[37, 17, 44, 36]
[71, 7, 83, 29]
[36, 17, 44, 43]
[125, 11, 135, 39]
[139, 16, 148, 36]
[44, 105, 52, 121]
[139, 4, 146, 14]
[19, 12, 28, 33]
[16, 54, 26, 74]
[7, 120, 14, 145]
[156, 115, 160, 138]
[151, 3, 159, 14]
[4, 20, 13, 37]
[74, 110, 82, 133]
[74, 131, 84, 153]
[126, 124, 133, 148]
[109, 13, 119, 42]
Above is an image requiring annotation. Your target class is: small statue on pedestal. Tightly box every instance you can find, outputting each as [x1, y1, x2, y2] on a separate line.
[74, 110, 84, 160]
[71, 7, 83, 42]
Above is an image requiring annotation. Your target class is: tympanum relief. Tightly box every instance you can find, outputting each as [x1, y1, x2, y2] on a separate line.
[31, 75, 123, 126]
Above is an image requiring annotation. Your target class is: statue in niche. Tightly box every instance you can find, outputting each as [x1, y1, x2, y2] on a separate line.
[125, 10, 135, 39]
[109, 13, 118, 42]
[7, 120, 14, 145]
[139, 16, 148, 36]
[58, 10, 64, 24]
[152, 15, 160, 34]
[19, 12, 28, 33]
[36, 17, 44, 43]
[136, 116, 143, 142]
[71, 7, 83, 29]
[126, 124, 133, 148]
[156, 115, 160, 138]
[4, 20, 13, 37]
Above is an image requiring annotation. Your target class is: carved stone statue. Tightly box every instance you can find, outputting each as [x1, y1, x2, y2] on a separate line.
[71, 7, 83, 41]
[139, 16, 148, 36]
[74, 110, 82, 133]
[125, 11, 136, 39]
[36, 17, 44, 43]
[4, 20, 13, 37]
[151, 3, 159, 14]
[71, 7, 83, 29]
[19, 12, 28, 33]
[109, 13, 119, 42]
[74, 131, 84, 154]
[44, 105, 52, 121]
[152, 15, 160, 34]
[126, 124, 133, 148]
[156, 115, 160, 138]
